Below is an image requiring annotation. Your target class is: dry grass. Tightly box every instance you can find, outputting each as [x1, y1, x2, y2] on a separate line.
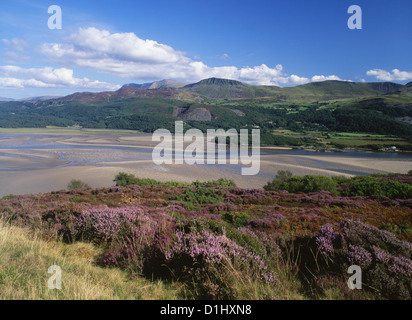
[220, 259, 304, 300]
[0, 219, 182, 300]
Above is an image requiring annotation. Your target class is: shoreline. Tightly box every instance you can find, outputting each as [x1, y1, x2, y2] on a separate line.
[1, 127, 411, 156]
[0, 130, 411, 197]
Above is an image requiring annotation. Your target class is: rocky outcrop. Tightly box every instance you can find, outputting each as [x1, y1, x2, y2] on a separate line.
[174, 106, 212, 121]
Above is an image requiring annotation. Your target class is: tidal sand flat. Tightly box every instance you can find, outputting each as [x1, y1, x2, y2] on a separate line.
[0, 129, 411, 197]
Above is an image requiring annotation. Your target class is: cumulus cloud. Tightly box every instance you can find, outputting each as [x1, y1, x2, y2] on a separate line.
[0, 65, 120, 90]
[40, 27, 342, 86]
[311, 75, 342, 82]
[366, 69, 412, 81]
[0, 77, 50, 89]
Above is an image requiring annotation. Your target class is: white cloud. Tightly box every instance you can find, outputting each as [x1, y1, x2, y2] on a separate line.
[311, 75, 342, 82]
[0, 77, 50, 89]
[287, 74, 310, 85]
[366, 69, 412, 81]
[40, 27, 343, 86]
[0, 65, 120, 90]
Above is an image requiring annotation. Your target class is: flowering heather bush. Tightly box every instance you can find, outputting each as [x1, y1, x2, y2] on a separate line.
[101, 219, 279, 299]
[301, 191, 376, 208]
[166, 204, 187, 214]
[238, 228, 282, 263]
[380, 174, 412, 185]
[316, 224, 342, 255]
[384, 198, 412, 208]
[75, 206, 145, 243]
[247, 212, 286, 230]
[314, 219, 412, 299]
[340, 219, 412, 257]
[224, 188, 271, 205]
[205, 202, 238, 214]
[103, 224, 176, 276]
[163, 229, 277, 299]
[347, 244, 373, 268]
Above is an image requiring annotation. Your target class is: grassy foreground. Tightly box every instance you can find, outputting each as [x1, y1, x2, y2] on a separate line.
[0, 219, 305, 300]
[0, 219, 181, 300]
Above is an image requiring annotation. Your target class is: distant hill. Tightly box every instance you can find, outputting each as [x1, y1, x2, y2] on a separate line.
[182, 78, 258, 99]
[400, 82, 412, 96]
[7, 78, 408, 105]
[49, 80, 191, 104]
[55, 87, 181, 104]
[122, 79, 185, 90]
[1, 78, 409, 105]
[180, 78, 404, 101]
[280, 81, 404, 102]
[0, 97, 14, 102]
[182, 78, 405, 101]
[19, 96, 62, 102]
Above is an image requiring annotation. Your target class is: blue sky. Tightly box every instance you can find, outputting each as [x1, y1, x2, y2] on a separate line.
[0, 0, 411, 99]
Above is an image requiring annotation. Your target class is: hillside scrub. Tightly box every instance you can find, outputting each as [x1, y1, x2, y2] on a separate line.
[114, 172, 237, 188]
[264, 170, 412, 199]
[0, 172, 411, 300]
[264, 170, 338, 194]
[67, 179, 90, 190]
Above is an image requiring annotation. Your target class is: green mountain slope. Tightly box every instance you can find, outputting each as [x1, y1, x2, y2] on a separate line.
[182, 78, 405, 101]
[182, 78, 258, 99]
[282, 81, 403, 102]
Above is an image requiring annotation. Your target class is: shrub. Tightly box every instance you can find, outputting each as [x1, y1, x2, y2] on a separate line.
[163, 229, 277, 299]
[263, 170, 293, 191]
[316, 224, 342, 255]
[222, 211, 250, 227]
[75, 206, 145, 243]
[113, 172, 139, 186]
[113, 172, 237, 189]
[103, 223, 175, 277]
[286, 175, 338, 194]
[314, 219, 412, 299]
[264, 172, 338, 194]
[340, 177, 412, 199]
[171, 187, 225, 205]
[42, 202, 90, 242]
[67, 179, 90, 190]
[101, 217, 278, 299]
[192, 178, 237, 188]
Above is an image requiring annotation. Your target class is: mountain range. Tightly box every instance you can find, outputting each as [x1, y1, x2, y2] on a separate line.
[122, 79, 186, 90]
[56, 78, 412, 103]
[1, 78, 411, 146]
[2, 78, 412, 103]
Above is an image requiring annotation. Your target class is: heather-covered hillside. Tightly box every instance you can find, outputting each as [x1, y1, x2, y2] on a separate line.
[1, 173, 411, 300]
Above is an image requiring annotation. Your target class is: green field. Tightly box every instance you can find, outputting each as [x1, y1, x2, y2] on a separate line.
[269, 130, 412, 151]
